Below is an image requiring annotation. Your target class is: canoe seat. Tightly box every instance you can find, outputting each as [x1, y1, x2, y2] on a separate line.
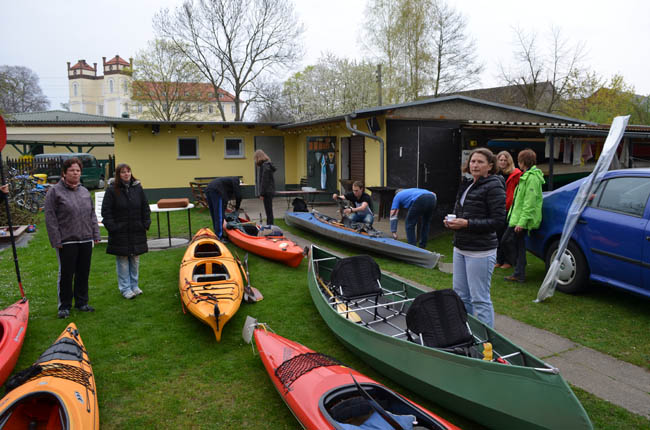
[405, 289, 476, 355]
[329, 255, 382, 301]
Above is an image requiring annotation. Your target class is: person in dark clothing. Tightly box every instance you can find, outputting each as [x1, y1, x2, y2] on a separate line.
[44, 157, 101, 319]
[332, 181, 374, 225]
[389, 188, 437, 248]
[254, 149, 276, 225]
[205, 176, 242, 240]
[444, 148, 506, 328]
[495, 151, 522, 269]
[101, 163, 151, 299]
[0, 184, 7, 201]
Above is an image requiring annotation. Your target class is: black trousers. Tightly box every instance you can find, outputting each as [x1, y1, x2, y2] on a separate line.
[262, 195, 274, 225]
[56, 242, 93, 311]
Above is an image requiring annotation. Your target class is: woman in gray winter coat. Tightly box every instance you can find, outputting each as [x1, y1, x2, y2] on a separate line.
[101, 163, 151, 299]
[254, 149, 276, 225]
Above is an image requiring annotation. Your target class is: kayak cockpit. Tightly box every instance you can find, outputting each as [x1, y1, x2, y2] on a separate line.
[192, 261, 231, 283]
[0, 392, 69, 430]
[319, 384, 447, 430]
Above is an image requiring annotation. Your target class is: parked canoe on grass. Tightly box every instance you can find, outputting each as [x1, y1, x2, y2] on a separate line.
[308, 245, 593, 430]
[224, 214, 305, 267]
[0, 298, 28, 387]
[285, 211, 439, 269]
[0, 322, 98, 429]
[179, 228, 244, 341]
[242, 316, 461, 430]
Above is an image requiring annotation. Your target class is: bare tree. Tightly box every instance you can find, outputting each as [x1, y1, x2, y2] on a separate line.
[362, 0, 482, 102]
[430, 1, 482, 96]
[131, 39, 207, 121]
[155, 0, 304, 121]
[0, 65, 50, 114]
[499, 26, 588, 113]
[253, 80, 293, 122]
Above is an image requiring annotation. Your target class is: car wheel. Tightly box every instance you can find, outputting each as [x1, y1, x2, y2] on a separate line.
[98, 177, 105, 189]
[545, 239, 589, 294]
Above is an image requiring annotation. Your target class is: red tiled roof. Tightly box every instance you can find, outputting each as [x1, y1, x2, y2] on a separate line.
[105, 55, 130, 66]
[70, 60, 95, 71]
[132, 81, 236, 102]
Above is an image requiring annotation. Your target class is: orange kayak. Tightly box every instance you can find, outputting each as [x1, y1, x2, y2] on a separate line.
[224, 220, 305, 267]
[179, 228, 244, 341]
[0, 322, 98, 429]
[0, 298, 29, 387]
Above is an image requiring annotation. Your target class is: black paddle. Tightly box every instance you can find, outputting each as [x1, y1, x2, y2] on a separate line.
[234, 252, 263, 303]
[0, 116, 25, 299]
[350, 374, 406, 430]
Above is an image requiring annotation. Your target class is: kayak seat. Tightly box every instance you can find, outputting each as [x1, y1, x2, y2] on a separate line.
[328, 395, 372, 425]
[329, 255, 382, 301]
[241, 224, 260, 236]
[193, 273, 228, 282]
[259, 225, 283, 237]
[405, 289, 475, 354]
[194, 242, 221, 258]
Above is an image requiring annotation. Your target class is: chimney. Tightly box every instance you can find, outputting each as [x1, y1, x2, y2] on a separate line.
[67, 61, 70, 72]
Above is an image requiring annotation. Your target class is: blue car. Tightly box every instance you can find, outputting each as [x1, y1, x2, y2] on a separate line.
[526, 168, 650, 297]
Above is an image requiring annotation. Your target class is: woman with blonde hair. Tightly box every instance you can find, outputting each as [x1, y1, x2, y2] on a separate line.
[495, 151, 522, 269]
[254, 149, 276, 225]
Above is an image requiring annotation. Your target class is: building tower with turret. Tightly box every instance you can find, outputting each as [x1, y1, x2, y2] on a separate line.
[68, 55, 133, 117]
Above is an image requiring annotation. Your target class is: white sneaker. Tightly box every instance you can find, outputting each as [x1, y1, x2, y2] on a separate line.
[123, 290, 136, 300]
[132, 287, 143, 296]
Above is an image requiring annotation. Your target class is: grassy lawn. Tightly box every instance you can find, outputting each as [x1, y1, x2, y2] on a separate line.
[0, 206, 647, 429]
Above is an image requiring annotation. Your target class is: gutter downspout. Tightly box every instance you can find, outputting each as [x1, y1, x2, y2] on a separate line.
[345, 114, 385, 187]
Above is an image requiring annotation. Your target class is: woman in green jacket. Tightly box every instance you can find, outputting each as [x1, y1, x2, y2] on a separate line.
[504, 148, 545, 283]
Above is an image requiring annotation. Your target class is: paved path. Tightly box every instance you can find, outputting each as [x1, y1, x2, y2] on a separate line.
[242, 197, 650, 419]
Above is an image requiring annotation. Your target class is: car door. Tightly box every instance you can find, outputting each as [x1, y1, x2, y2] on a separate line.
[575, 176, 650, 292]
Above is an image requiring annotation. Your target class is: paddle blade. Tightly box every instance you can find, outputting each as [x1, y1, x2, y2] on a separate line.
[242, 315, 258, 344]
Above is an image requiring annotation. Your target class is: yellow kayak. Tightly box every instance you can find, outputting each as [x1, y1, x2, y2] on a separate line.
[179, 228, 244, 341]
[0, 322, 99, 429]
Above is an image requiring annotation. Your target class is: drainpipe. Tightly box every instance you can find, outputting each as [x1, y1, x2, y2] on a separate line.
[345, 114, 385, 187]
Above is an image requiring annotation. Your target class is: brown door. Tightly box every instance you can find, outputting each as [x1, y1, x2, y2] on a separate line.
[350, 135, 365, 181]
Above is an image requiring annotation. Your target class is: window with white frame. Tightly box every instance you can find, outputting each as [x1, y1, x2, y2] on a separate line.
[224, 138, 244, 158]
[122, 80, 128, 94]
[198, 104, 203, 113]
[231, 104, 236, 114]
[178, 137, 199, 159]
[208, 104, 214, 114]
[98, 105, 104, 115]
[109, 79, 114, 93]
[73, 83, 78, 97]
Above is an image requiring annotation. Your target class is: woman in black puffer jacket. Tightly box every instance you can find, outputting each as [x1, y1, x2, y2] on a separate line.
[444, 148, 506, 328]
[101, 163, 151, 299]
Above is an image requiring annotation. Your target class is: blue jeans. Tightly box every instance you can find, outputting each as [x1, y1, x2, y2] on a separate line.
[348, 211, 374, 225]
[205, 189, 224, 238]
[452, 248, 496, 327]
[116, 255, 139, 295]
[405, 193, 436, 248]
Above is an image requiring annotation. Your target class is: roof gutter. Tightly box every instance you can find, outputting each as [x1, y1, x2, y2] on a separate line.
[345, 114, 385, 186]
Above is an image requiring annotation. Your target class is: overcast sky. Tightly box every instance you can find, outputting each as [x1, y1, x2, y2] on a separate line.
[2, 0, 648, 112]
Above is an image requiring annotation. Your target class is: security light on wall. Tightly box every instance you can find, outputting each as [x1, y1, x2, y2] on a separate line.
[128, 130, 132, 142]
[212, 131, 216, 142]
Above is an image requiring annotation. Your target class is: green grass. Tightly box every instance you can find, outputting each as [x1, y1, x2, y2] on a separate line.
[0, 207, 647, 429]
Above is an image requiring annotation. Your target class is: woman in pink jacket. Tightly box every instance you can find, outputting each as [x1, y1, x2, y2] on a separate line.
[495, 151, 522, 269]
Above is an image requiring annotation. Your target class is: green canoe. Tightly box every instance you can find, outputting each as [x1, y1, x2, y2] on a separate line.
[308, 245, 593, 430]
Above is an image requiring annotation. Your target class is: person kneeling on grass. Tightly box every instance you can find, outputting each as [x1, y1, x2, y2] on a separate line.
[332, 181, 374, 226]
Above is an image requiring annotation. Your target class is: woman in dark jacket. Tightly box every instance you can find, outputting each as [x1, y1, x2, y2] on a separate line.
[254, 149, 276, 225]
[101, 163, 151, 299]
[444, 148, 506, 327]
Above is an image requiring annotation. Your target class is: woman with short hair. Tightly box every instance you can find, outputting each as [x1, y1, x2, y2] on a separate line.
[45, 157, 101, 318]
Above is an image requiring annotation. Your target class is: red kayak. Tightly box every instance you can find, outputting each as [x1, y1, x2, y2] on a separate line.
[244, 316, 461, 430]
[0, 298, 28, 386]
[224, 217, 305, 267]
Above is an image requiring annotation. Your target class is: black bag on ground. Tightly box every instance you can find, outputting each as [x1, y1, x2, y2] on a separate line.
[292, 197, 308, 212]
[406, 289, 473, 350]
[329, 255, 381, 300]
